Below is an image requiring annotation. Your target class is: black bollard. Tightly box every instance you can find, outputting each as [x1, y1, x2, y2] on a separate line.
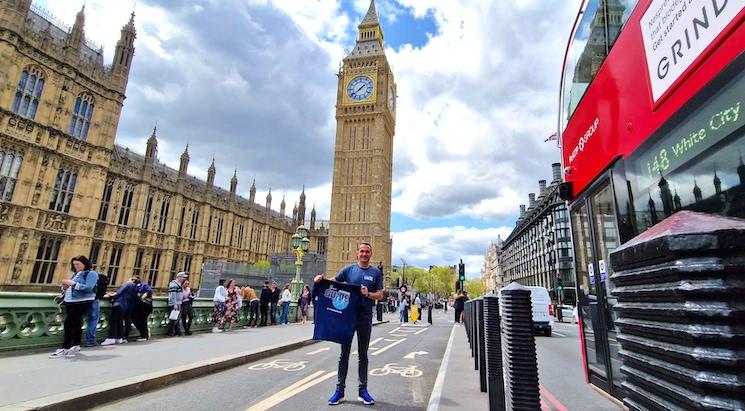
[465, 300, 472, 345]
[473, 299, 479, 371]
[609, 211, 745, 410]
[376, 301, 383, 322]
[477, 297, 487, 392]
[500, 282, 540, 410]
[427, 304, 432, 324]
[484, 293, 505, 411]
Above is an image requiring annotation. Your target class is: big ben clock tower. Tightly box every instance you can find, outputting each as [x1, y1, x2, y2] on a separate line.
[327, 0, 396, 276]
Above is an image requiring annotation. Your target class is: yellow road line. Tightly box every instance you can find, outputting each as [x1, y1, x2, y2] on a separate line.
[246, 370, 326, 411]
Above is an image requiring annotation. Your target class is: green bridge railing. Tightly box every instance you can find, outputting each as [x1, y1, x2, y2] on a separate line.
[0, 292, 302, 352]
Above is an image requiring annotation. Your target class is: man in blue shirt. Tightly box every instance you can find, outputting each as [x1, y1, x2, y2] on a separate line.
[314, 241, 383, 406]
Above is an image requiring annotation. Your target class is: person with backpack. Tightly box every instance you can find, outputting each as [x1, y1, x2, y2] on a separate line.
[50, 256, 99, 358]
[101, 277, 138, 345]
[84, 271, 109, 347]
[132, 279, 153, 341]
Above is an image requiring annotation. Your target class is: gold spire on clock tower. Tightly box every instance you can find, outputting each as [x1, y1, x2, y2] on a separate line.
[327, 0, 396, 277]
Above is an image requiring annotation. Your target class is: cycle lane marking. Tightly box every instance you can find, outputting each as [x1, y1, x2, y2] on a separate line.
[247, 359, 307, 371]
[369, 363, 423, 378]
[246, 370, 336, 411]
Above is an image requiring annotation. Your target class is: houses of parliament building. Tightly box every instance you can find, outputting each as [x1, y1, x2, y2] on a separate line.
[0, 0, 327, 291]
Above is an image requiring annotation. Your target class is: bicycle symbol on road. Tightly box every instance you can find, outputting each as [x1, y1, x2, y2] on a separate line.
[248, 359, 308, 372]
[369, 363, 423, 378]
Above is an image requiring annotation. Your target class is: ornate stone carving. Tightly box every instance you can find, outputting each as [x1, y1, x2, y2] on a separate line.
[0, 203, 10, 223]
[43, 213, 67, 232]
[115, 227, 126, 241]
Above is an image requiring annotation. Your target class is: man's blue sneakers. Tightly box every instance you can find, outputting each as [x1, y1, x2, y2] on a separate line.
[358, 390, 375, 405]
[328, 390, 344, 405]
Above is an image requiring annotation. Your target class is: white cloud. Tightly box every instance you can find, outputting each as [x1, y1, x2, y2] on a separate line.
[392, 226, 513, 277]
[38, 0, 583, 269]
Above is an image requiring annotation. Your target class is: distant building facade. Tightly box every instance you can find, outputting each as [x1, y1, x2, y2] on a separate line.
[500, 163, 575, 302]
[480, 237, 504, 292]
[0, 1, 327, 291]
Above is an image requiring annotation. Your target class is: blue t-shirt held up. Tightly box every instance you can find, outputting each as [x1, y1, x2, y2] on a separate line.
[313, 279, 363, 345]
[335, 263, 384, 313]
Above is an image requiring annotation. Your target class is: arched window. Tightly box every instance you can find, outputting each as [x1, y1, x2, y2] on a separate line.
[142, 191, 154, 229]
[0, 149, 23, 202]
[118, 185, 135, 226]
[157, 196, 170, 233]
[48, 168, 78, 213]
[98, 179, 114, 221]
[69, 93, 95, 141]
[11, 66, 45, 120]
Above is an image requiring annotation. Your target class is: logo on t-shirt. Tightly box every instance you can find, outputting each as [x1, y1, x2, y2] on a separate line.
[364, 275, 373, 281]
[325, 285, 351, 311]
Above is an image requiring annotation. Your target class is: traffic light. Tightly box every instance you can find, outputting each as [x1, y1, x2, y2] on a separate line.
[556, 276, 563, 291]
[458, 259, 465, 282]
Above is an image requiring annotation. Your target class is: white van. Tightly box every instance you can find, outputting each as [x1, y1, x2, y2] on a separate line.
[527, 286, 555, 337]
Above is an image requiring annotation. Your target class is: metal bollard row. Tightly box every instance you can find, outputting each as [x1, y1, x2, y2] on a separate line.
[484, 294, 505, 411]
[500, 282, 540, 410]
[477, 298, 487, 392]
[460, 292, 516, 411]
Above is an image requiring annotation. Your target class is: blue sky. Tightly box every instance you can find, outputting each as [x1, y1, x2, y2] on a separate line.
[40, 0, 581, 276]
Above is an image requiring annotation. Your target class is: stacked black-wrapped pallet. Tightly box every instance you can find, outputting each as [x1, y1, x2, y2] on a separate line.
[609, 211, 745, 410]
[500, 282, 540, 410]
[484, 293, 506, 411]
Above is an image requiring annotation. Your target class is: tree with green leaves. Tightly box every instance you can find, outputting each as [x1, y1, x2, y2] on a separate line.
[464, 278, 486, 298]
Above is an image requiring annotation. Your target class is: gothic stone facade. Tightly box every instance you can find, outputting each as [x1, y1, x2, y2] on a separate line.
[327, 0, 396, 276]
[0, 1, 326, 291]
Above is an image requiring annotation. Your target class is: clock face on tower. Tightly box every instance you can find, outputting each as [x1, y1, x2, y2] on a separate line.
[388, 87, 395, 112]
[347, 76, 374, 101]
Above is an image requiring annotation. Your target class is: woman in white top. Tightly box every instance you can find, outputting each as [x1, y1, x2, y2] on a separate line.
[279, 283, 292, 324]
[212, 281, 228, 333]
[398, 295, 409, 324]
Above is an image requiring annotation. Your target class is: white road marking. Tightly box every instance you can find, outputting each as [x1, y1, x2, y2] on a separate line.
[414, 328, 429, 335]
[371, 338, 406, 356]
[426, 324, 457, 411]
[404, 351, 428, 359]
[354, 337, 385, 355]
[307, 347, 330, 355]
[553, 331, 567, 337]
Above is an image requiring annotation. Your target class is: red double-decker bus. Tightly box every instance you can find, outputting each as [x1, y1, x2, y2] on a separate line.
[558, 0, 744, 399]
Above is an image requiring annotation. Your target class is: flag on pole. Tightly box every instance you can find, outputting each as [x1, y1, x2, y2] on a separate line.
[544, 132, 558, 142]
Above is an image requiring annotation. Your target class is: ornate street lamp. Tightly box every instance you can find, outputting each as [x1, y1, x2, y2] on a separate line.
[291, 225, 310, 301]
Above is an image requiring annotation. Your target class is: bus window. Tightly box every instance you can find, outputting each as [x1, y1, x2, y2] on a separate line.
[607, 0, 639, 49]
[561, 0, 639, 131]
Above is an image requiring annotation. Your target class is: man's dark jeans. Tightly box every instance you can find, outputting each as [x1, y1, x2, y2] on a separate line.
[167, 305, 181, 335]
[336, 311, 373, 393]
[270, 302, 277, 324]
[248, 300, 260, 326]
